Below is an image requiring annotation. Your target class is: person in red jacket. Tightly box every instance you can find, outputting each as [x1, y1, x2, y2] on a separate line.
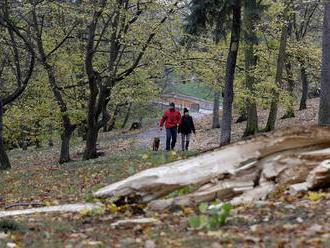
[160, 102, 181, 151]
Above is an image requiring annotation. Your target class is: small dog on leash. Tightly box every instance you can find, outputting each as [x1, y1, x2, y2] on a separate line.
[152, 137, 160, 151]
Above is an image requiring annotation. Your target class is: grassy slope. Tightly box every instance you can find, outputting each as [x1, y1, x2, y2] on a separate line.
[1, 148, 196, 208]
[0, 147, 197, 248]
[169, 82, 214, 102]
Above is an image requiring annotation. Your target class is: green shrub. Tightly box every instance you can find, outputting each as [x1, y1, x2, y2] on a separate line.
[0, 219, 28, 233]
[188, 202, 232, 230]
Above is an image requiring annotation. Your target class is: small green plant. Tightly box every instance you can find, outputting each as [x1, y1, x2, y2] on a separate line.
[79, 205, 106, 217]
[188, 202, 232, 230]
[0, 219, 28, 233]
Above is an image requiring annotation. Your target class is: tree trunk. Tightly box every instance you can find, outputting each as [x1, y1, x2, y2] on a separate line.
[244, 102, 258, 136]
[0, 114, 10, 170]
[220, 0, 241, 146]
[84, 124, 99, 160]
[45, 65, 76, 163]
[83, 85, 112, 160]
[236, 107, 247, 123]
[319, 4, 330, 125]
[282, 61, 295, 119]
[299, 64, 309, 110]
[265, 9, 290, 132]
[102, 107, 110, 133]
[212, 91, 221, 129]
[108, 106, 121, 131]
[59, 124, 76, 164]
[122, 103, 132, 129]
[83, 88, 99, 160]
[0, 203, 103, 218]
[243, 0, 258, 137]
[48, 125, 54, 147]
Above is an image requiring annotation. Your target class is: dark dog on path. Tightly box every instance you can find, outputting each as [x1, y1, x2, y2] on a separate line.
[152, 137, 160, 151]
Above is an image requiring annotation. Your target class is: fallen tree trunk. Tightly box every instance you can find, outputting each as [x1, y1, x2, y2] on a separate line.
[111, 218, 161, 228]
[0, 203, 103, 218]
[94, 126, 330, 209]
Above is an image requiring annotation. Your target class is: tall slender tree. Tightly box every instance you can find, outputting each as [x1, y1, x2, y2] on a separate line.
[220, 0, 241, 145]
[212, 91, 221, 128]
[185, 0, 242, 145]
[282, 59, 296, 119]
[319, 2, 330, 125]
[0, 98, 10, 170]
[243, 0, 259, 136]
[264, 4, 291, 132]
[292, 1, 320, 110]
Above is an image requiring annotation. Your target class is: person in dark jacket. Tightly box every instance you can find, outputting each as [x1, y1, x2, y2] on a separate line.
[178, 108, 195, 151]
[160, 102, 181, 151]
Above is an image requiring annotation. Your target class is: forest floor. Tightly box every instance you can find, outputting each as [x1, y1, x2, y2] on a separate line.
[0, 98, 330, 248]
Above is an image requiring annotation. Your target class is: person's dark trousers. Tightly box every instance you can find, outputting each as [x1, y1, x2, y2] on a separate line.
[181, 133, 191, 151]
[166, 127, 177, 151]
